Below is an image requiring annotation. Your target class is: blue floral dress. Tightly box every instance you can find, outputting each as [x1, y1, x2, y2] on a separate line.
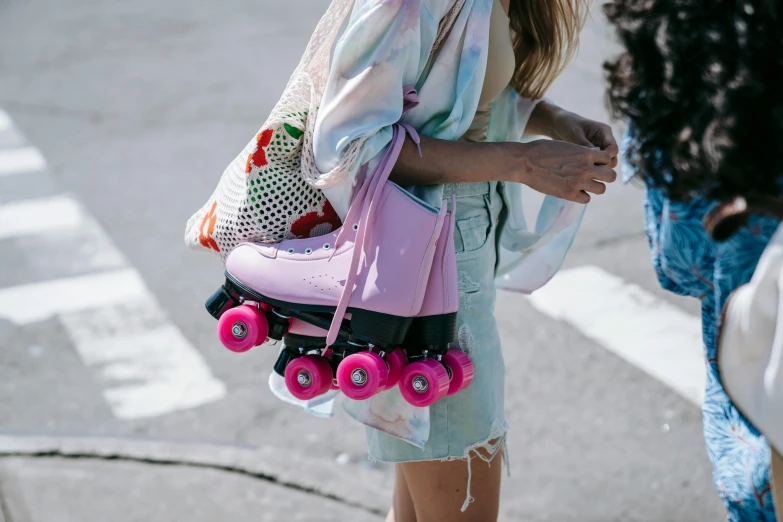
[645, 186, 779, 521]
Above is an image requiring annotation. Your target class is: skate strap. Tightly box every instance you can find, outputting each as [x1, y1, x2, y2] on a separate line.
[326, 86, 422, 346]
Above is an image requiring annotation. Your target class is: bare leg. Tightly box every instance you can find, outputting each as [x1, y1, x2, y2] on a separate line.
[397, 440, 503, 522]
[386, 464, 417, 522]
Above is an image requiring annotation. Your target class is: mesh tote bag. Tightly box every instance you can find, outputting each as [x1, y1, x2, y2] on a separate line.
[185, 0, 465, 260]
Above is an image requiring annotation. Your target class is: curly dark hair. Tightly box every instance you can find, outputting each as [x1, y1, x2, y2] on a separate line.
[603, 0, 783, 201]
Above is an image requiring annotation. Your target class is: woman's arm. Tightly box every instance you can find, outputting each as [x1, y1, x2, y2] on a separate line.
[312, 0, 619, 206]
[525, 99, 562, 137]
[391, 136, 616, 204]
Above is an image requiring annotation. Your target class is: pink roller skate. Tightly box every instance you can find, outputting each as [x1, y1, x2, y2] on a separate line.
[206, 86, 451, 401]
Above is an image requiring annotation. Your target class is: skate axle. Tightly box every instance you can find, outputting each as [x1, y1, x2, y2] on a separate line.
[231, 322, 248, 339]
[411, 376, 429, 392]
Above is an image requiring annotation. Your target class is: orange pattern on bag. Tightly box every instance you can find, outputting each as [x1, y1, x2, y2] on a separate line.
[199, 201, 220, 252]
[245, 129, 274, 173]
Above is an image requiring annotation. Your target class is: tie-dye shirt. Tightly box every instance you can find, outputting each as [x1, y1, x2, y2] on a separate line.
[271, 0, 586, 446]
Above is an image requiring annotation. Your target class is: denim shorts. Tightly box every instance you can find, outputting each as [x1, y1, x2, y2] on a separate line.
[366, 181, 508, 503]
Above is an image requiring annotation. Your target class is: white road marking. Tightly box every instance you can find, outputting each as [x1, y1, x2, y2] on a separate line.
[0, 147, 47, 176]
[61, 303, 227, 420]
[0, 270, 149, 325]
[0, 271, 228, 419]
[526, 265, 705, 406]
[0, 110, 12, 133]
[0, 196, 84, 239]
[0, 109, 227, 420]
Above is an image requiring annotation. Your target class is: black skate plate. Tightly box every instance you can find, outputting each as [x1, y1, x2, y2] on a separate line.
[403, 312, 457, 351]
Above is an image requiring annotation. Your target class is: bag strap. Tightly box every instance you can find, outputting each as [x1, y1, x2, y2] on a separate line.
[430, 0, 466, 61]
[416, 0, 464, 85]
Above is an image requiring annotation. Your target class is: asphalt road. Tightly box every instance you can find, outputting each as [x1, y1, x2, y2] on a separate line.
[0, 1, 726, 520]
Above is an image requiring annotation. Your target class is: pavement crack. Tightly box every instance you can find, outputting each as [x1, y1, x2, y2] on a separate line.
[0, 451, 385, 518]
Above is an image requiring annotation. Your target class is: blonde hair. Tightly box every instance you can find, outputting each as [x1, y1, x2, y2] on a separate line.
[508, 0, 590, 99]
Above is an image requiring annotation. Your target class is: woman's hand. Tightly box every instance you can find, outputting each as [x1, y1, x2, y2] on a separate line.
[529, 101, 620, 169]
[500, 140, 617, 204]
[550, 110, 619, 169]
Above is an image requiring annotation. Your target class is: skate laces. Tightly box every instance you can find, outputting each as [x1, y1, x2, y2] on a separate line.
[325, 86, 422, 346]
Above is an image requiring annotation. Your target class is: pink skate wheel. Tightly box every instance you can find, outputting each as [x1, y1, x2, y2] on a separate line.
[217, 306, 269, 353]
[336, 352, 389, 400]
[399, 359, 449, 407]
[284, 355, 333, 400]
[441, 349, 474, 396]
[383, 349, 408, 390]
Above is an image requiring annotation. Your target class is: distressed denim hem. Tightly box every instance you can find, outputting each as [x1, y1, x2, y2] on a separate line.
[367, 419, 509, 512]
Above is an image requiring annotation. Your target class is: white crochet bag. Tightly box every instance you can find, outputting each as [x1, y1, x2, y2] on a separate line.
[185, 0, 464, 260]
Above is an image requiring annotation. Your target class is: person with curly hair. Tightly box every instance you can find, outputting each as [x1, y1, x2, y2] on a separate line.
[604, 0, 783, 519]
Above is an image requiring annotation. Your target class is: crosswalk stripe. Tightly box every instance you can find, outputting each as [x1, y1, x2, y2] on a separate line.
[0, 147, 47, 177]
[526, 265, 705, 406]
[0, 269, 228, 418]
[60, 303, 227, 420]
[0, 107, 227, 420]
[0, 269, 149, 325]
[0, 195, 83, 239]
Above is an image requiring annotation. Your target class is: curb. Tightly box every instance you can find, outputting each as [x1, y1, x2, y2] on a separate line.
[0, 433, 390, 516]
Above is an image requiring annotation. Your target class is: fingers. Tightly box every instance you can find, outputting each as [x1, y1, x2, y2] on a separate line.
[590, 166, 617, 183]
[587, 123, 619, 154]
[598, 128, 619, 156]
[604, 140, 620, 158]
[563, 177, 602, 203]
[566, 164, 616, 203]
[582, 179, 608, 195]
[575, 191, 591, 204]
[589, 147, 613, 166]
[585, 124, 619, 168]
[571, 134, 595, 148]
[562, 185, 590, 204]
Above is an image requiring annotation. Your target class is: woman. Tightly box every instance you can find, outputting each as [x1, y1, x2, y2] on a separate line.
[310, 0, 618, 520]
[604, 0, 783, 519]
